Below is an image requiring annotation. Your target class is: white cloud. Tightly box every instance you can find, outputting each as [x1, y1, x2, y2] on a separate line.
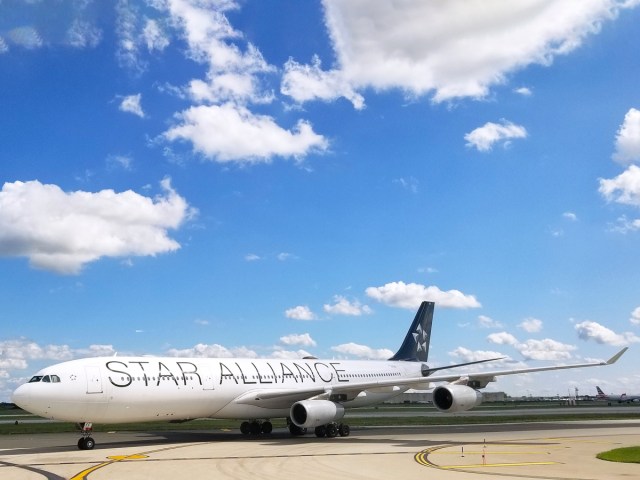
[608, 215, 640, 233]
[0, 339, 73, 363]
[66, 19, 102, 48]
[465, 120, 528, 152]
[303, 0, 635, 104]
[365, 281, 481, 309]
[449, 346, 507, 363]
[164, 103, 328, 163]
[167, 343, 258, 358]
[164, 0, 264, 74]
[518, 338, 576, 360]
[6, 26, 43, 49]
[188, 74, 270, 105]
[519, 317, 543, 333]
[0, 339, 115, 377]
[487, 331, 576, 360]
[280, 333, 317, 347]
[393, 177, 419, 194]
[0, 178, 194, 274]
[107, 154, 133, 171]
[487, 332, 519, 346]
[143, 18, 169, 51]
[324, 296, 372, 316]
[331, 342, 393, 360]
[575, 320, 640, 346]
[631, 307, 640, 326]
[270, 348, 313, 360]
[0, 37, 8, 53]
[599, 164, 640, 207]
[514, 87, 532, 96]
[116, 0, 145, 73]
[563, 212, 578, 221]
[612, 108, 640, 164]
[281, 56, 365, 109]
[76, 344, 117, 357]
[119, 94, 145, 118]
[478, 315, 503, 329]
[285, 305, 316, 321]
[150, 0, 331, 164]
[244, 253, 261, 262]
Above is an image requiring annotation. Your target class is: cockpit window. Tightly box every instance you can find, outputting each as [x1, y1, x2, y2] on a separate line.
[27, 374, 61, 383]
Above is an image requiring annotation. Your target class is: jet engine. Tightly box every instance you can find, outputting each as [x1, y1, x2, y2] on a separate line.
[290, 400, 345, 428]
[432, 385, 483, 413]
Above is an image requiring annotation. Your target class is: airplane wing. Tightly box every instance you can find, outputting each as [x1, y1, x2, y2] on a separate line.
[231, 348, 627, 409]
[417, 347, 628, 388]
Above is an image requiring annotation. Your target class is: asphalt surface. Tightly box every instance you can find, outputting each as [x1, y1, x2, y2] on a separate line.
[1, 419, 640, 480]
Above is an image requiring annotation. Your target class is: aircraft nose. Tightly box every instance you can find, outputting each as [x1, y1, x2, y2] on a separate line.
[11, 384, 31, 410]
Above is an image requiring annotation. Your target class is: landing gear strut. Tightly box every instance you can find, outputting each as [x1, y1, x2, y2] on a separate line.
[76, 422, 95, 450]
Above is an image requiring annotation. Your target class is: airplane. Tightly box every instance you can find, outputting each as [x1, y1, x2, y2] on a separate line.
[12, 302, 627, 450]
[595, 386, 640, 405]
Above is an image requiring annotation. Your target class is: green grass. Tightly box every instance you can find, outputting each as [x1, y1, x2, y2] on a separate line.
[2, 405, 640, 436]
[597, 446, 640, 463]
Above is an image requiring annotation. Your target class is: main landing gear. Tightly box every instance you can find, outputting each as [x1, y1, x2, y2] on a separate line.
[285, 418, 350, 438]
[240, 419, 351, 438]
[314, 423, 350, 438]
[76, 422, 95, 450]
[240, 420, 273, 436]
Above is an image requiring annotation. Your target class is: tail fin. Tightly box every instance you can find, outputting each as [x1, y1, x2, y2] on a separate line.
[389, 301, 434, 362]
[596, 386, 605, 397]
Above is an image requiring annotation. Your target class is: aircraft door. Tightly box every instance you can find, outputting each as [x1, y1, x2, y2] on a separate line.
[202, 364, 215, 390]
[85, 366, 103, 394]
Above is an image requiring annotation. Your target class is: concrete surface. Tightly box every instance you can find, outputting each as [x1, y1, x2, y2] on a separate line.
[1, 420, 639, 480]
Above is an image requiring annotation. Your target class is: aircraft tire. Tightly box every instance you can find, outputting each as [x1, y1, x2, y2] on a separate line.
[314, 425, 326, 437]
[289, 424, 306, 436]
[338, 424, 350, 437]
[78, 437, 95, 450]
[240, 421, 251, 435]
[261, 421, 273, 434]
[326, 423, 338, 438]
[249, 421, 261, 435]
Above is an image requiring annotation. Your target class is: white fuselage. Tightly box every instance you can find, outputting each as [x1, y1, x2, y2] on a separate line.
[12, 356, 425, 423]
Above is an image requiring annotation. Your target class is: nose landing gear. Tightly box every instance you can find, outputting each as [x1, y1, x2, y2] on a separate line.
[76, 422, 95, 450]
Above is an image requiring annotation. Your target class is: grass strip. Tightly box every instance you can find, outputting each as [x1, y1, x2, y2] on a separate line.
[597, 446, 640, 463]
[3, 412, 640, 435]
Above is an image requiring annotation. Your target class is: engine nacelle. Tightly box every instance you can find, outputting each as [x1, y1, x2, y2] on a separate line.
[433, 385, 483, 413]
[290, 400, 345, 428]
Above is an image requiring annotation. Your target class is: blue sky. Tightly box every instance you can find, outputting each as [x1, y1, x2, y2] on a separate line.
[1, 0, 640, 402]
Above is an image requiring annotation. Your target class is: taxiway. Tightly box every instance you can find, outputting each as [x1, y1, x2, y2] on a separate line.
[1, 420, 639, 480]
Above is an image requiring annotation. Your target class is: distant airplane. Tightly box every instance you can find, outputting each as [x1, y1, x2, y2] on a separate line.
[12, 302, 627, 450]
[595, 386, 640, 405]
